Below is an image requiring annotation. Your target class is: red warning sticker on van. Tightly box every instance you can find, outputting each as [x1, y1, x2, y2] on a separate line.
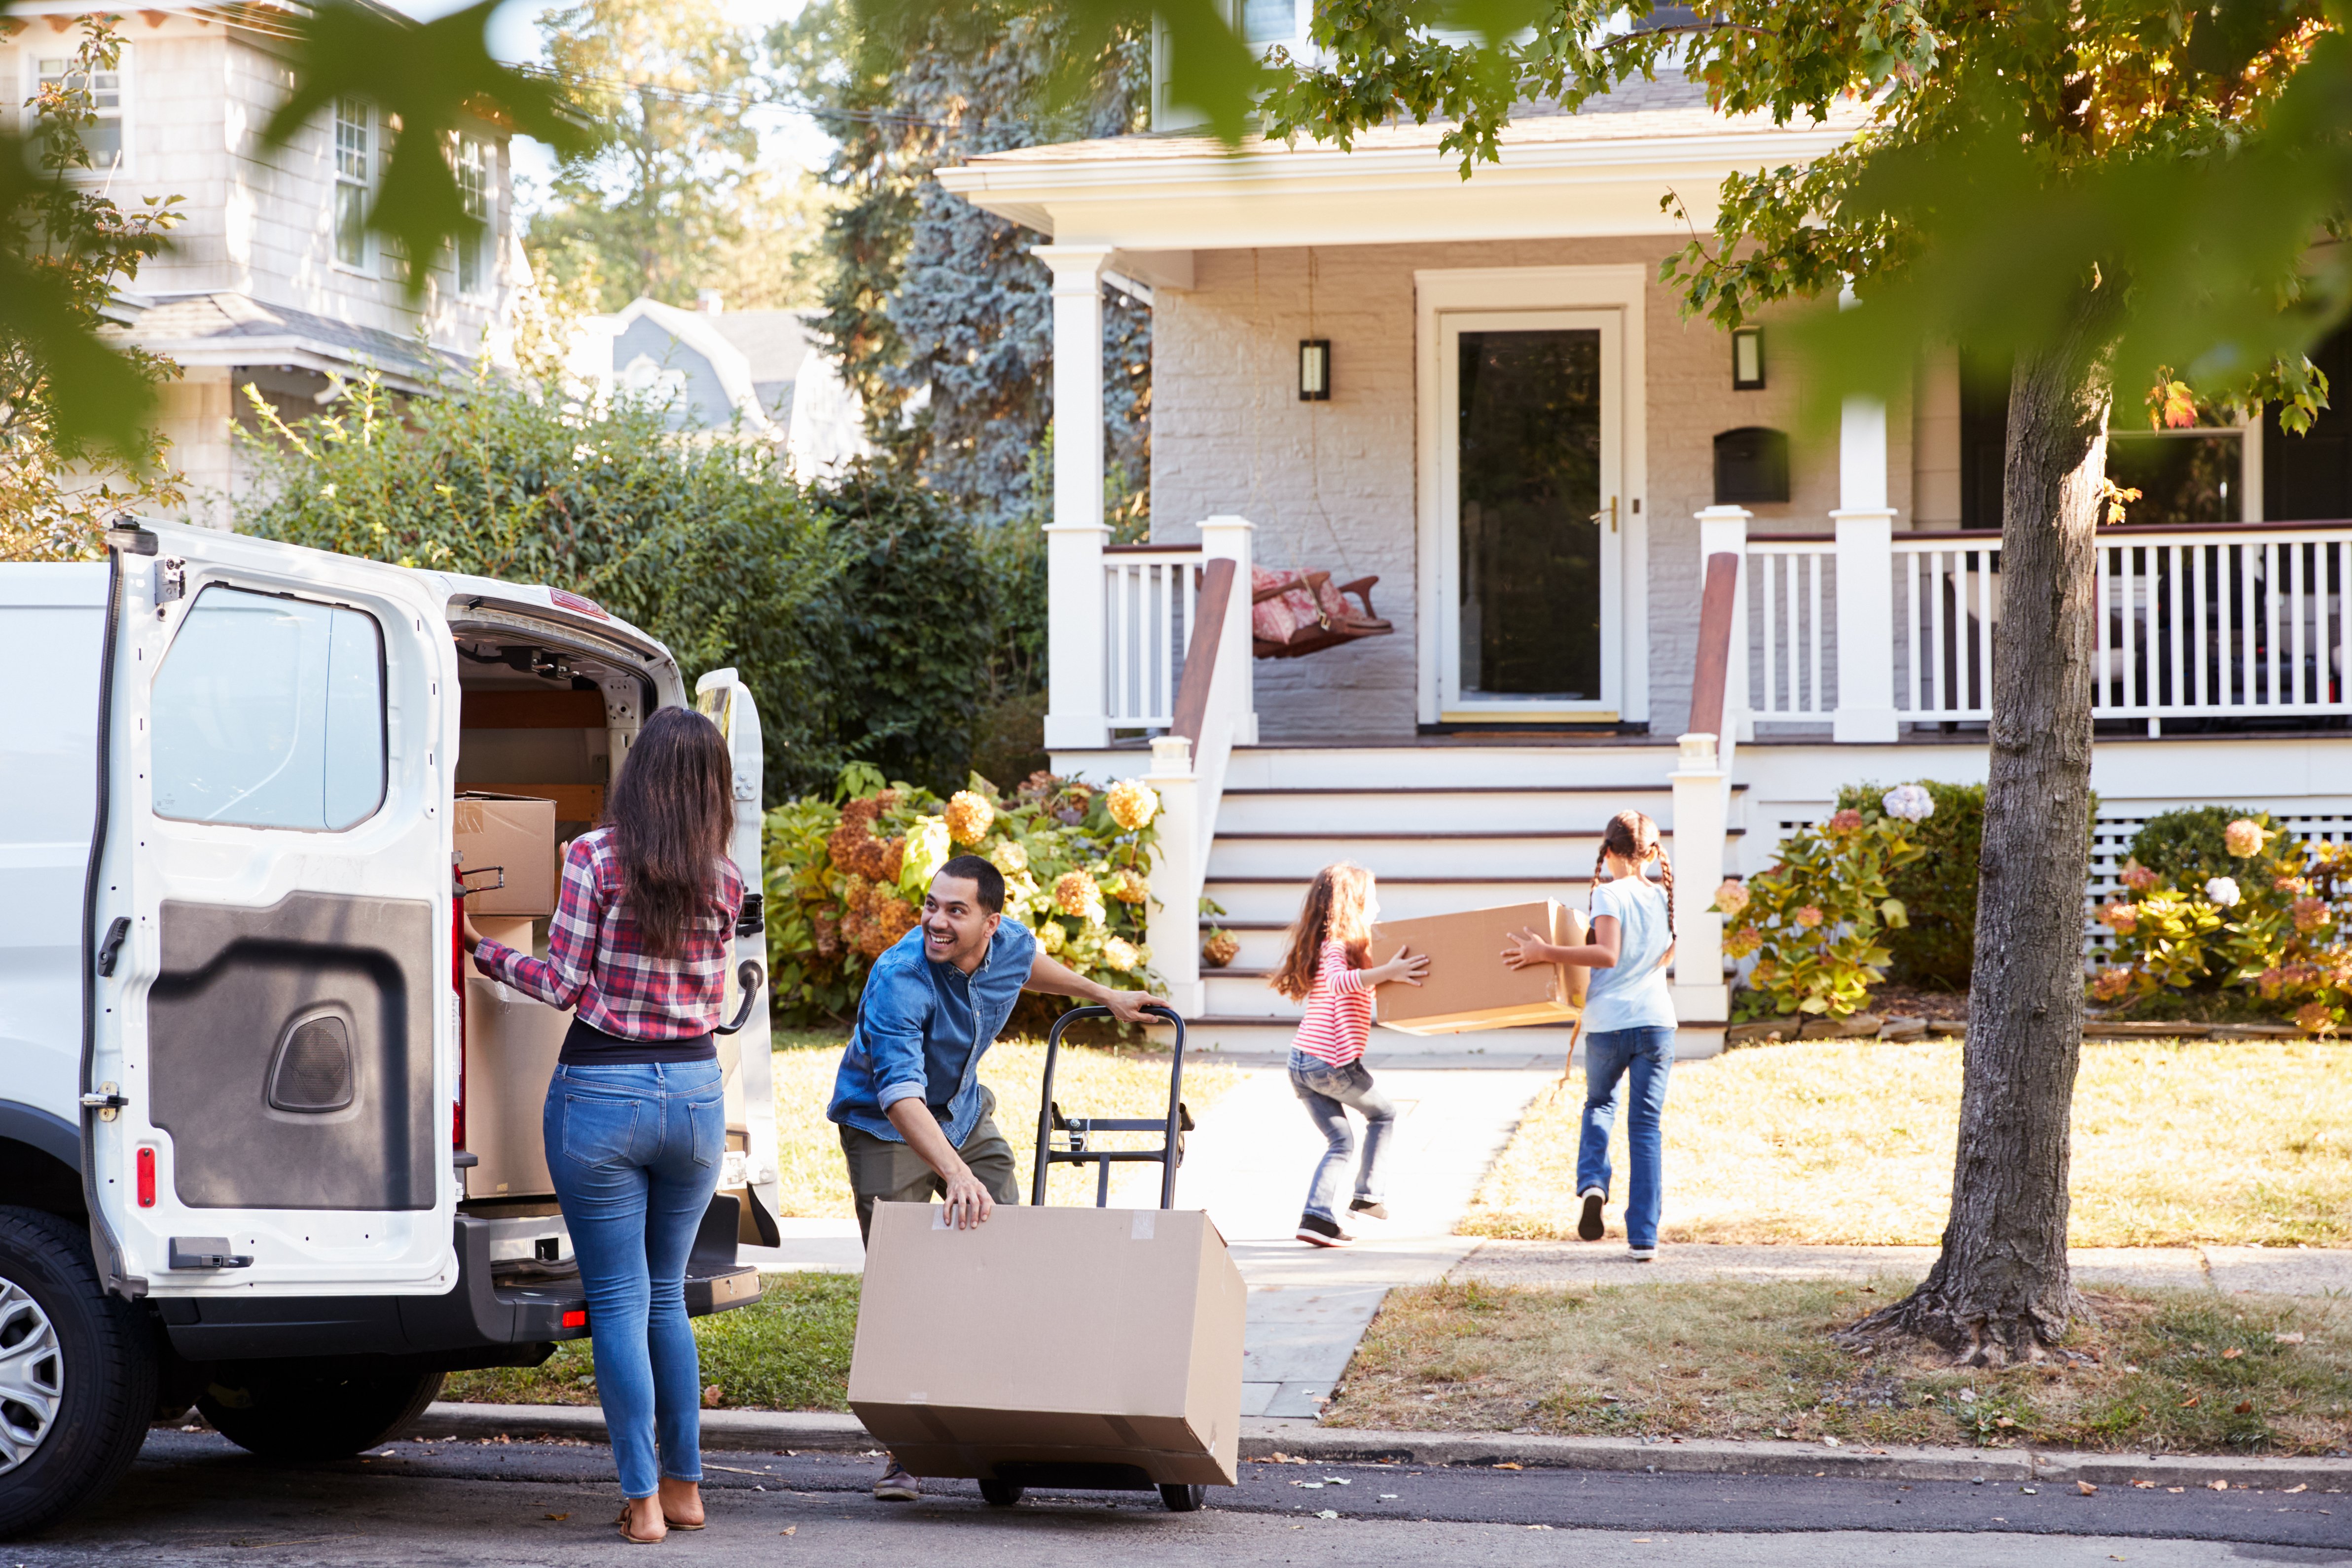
[548, 588, 609, 620]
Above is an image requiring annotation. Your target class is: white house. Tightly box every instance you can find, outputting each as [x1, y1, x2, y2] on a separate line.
[565, 294, 872, 480]
[937, 60, 2352, 1050]
[1, 0, 534, 525]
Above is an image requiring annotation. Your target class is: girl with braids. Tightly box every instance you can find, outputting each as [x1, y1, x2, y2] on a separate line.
[1270, 863, 1429, 1247]
[1502, 810, 1678, 1261]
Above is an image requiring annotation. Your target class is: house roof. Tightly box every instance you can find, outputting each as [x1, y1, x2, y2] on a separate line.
[106, 290, 464, 389]
[937, 71, 1869, 253]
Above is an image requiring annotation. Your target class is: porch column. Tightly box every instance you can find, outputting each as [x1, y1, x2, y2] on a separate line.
[1145, 734, 1204, 1017]
[1669, 731, 1730, 1026]
[1038, 244, 1116, 751]
[1831, 389, 1901, 743]
[1696, 505, 1752, 744]
[1196, 515, 1258, 747]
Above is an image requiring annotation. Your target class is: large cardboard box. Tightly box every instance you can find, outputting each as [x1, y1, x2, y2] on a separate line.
[463, 914, 567, 1199]
[1367, 900, 1589, 1035]
[455, 792, 558, 917]
[850, 1203, 1246, 1487]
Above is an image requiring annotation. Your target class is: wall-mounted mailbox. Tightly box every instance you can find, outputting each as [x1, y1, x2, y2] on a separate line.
[1714, 426, 1790, 505]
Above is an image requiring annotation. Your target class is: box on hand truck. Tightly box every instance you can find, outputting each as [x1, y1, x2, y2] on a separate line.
[848, 1004, 1246, 1512]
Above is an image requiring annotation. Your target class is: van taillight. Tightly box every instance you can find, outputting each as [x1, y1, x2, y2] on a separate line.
[562, 1310, 587, 1328]
[136, 1147, 155, 1208]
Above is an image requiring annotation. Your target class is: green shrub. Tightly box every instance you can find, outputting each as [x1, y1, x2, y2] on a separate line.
[1718, 809, 1925, 1020]
[1837, 780, 1984, 989]
[2131, 806, 2282, 892]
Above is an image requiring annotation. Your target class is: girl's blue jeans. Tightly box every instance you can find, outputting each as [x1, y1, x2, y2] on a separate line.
[1288, 1053, 1395, 1223]
[1575, 1026, 1676, 1249]
[544, 1059, 725, 1500]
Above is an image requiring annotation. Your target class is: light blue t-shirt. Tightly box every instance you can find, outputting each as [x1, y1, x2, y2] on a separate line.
[1580, 874, 1677, 1034]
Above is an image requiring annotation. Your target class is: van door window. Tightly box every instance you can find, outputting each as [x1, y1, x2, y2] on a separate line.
[150, 587, 387, 830]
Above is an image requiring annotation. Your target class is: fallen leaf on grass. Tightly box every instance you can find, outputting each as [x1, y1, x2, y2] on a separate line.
[2179, 1396, 2201, 1409]
[2234, 1401, 2254, 1415]
[2275, 1332, 2306, 1345]
[2221, 1348, 2243, 1360]
[2078, 1482, 2099, 1496]
[703, 1385, 725, 1408]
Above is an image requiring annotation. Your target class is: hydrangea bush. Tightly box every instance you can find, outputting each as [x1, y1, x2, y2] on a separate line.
[762, 763, 1162, 1025]
[2091, 815, 2352, 1033]
[1717, 804, 1927, 1021]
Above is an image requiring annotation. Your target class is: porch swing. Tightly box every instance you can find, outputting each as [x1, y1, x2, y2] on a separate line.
[1250, 567, 1393, 660]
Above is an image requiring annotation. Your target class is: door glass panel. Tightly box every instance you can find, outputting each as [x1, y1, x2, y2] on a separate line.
[151, 587, 387, 830]
[1457, 328, 1603, 698]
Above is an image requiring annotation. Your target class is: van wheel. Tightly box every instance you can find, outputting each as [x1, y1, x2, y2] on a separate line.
[198, 1361, 444, 1460]
[0, 1206, 159, 1541]
[1159, 1482, 1207, 1512]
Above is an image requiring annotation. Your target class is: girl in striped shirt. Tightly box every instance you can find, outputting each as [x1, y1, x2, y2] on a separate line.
[1270, 863, 1428, 1247]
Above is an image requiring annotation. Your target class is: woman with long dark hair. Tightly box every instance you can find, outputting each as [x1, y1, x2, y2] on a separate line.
[463, 705, 744, 1544]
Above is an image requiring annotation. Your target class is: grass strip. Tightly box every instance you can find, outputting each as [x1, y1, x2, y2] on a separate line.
[1464, 1038, 2352, 1247]
[444, 1272, 862, 1412]
[1328, 1278, 2352, 1456]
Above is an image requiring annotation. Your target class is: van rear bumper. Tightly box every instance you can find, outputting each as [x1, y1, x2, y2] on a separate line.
[155, 1199, 761, 1365]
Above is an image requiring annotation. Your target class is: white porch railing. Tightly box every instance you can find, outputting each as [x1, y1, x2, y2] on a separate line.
[1104, 545, 1202, 730]
[1709, 511, 2352, 737]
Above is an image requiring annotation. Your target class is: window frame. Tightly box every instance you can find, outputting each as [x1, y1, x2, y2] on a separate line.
[33, 45, 129, 178]
[332, 95, 374, 275]
[453, 133, 493, 298]
[147, 584, 393, 836]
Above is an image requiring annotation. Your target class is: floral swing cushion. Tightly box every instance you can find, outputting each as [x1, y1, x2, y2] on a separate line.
[1250, 566, 1350, 645]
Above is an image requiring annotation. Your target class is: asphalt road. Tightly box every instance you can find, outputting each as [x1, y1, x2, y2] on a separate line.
[6, 1429, 2346, 1567]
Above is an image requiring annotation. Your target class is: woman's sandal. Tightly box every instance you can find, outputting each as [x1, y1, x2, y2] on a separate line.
[614, 1506, 666, 1544]
[663, 1516, 706, 1531]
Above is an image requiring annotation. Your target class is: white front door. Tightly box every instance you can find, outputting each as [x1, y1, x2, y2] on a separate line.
[1436, 309, 1625, 721]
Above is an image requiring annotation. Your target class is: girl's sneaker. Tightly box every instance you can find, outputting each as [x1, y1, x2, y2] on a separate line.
[1296, 1213, 1355, 1247]
[1577, 1187, 1607, 1242]
[1348, 1198, 1389, 1221]
[1626, 1245, 1657, 1262]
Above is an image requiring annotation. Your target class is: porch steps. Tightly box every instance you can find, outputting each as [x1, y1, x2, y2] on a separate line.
[1174, 746, 1749, 1058]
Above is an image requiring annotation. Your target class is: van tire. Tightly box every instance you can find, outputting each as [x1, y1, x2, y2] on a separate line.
[198, 1361, 445, 1460]
[0, 1205, 159, 1541]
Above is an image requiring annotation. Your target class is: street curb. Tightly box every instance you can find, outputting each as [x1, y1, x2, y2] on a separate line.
[415, 1403, 2352, 1490]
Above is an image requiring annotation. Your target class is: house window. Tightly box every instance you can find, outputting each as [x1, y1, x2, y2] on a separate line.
[454, 135, 491, 296]
[333, 97, 371, 269]
[2105, 416, 2247, 526]
[37, 54, 124, 171]
[1241, 0, 1296, 45]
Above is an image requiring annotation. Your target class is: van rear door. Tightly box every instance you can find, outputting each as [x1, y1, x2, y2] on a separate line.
[88, 524, 457, 1296]
[694, 669, 781, 1245]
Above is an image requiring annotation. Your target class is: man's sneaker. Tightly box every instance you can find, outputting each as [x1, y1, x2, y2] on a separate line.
[873, 1463, 921, 1501]
[1626, 1245, 1657, 1263]
[1296, 1212, 1355, 1247]
[1348, 1198, 1389, 1221]
[1577, 1187, 1607, 1242]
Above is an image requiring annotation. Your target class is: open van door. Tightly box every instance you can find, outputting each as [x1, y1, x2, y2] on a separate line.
[694, 669, 781, 1247]
[85, 523, 458, 1297]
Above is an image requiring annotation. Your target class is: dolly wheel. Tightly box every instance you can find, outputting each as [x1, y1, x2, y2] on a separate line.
[1159, 1483, 1206, 1512]
[978, 1479, 1025, 1506]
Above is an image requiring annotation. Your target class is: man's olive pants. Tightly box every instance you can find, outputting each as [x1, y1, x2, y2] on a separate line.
[838, 1084, 1020, 1242]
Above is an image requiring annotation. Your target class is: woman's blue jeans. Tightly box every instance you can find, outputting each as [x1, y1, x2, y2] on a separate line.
[1576, 1026, 1676, 1249]
[1288, 1054, 1396, 1223]
[544, 1060, 725, 1500]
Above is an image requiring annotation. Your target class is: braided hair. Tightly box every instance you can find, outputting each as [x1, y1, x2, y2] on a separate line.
[1591, 809, 1673, 932]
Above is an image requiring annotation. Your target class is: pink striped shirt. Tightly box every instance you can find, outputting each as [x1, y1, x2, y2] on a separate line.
[1289, 938, 1374, 1067]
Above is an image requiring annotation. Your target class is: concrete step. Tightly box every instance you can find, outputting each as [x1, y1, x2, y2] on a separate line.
[1216, 785, 1687, 834]
[1222, 745, 1700, 791]
[1200, 875, 1589, 923]
[1204, 827, 1739, 880]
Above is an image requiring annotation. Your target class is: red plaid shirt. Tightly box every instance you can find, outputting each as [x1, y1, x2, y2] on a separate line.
[473, 827, 745, 1040]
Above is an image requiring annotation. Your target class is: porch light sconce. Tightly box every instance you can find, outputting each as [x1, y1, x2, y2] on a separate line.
[1299, 339, 1331, 401]
[1731, 325, 1766, 390]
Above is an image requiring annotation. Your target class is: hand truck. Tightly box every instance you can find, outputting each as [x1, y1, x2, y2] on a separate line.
[980, 1001, 1209, 1514]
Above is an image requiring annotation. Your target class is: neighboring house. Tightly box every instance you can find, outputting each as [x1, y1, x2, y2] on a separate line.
[565, 294, 870, 481]
[0, 0, 532, 526]
[937, 60, 2352, 1048]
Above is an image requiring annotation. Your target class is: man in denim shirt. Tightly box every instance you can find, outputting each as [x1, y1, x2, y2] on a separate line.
[830, 853, 1153, 1501]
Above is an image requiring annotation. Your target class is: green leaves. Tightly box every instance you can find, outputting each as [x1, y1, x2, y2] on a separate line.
[1727, 811, 1925, 1022]
[263, 0, 597, 302]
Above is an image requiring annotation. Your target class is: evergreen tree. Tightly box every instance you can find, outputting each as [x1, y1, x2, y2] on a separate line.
[780, 1, 1149, 526]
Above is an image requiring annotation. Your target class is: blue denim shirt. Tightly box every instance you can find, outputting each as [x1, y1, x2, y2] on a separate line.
[827, 919, 1038, 1145]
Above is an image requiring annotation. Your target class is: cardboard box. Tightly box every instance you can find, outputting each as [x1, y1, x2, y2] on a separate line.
[462, 937, 568, 1199]
[455, 792, 558, 917]
[1368, 900, 1589, 1035]
[850, 1203, 1246, 1487]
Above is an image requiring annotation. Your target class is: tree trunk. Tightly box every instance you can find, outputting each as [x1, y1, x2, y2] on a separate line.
[1854, 299, 2112, 1364]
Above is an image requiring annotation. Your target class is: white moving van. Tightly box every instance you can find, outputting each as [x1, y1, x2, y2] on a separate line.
[0, 522, 782, 1537]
